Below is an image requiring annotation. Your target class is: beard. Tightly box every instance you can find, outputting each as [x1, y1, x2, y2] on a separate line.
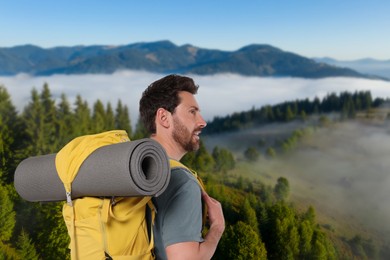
[172, 116, 200, 152]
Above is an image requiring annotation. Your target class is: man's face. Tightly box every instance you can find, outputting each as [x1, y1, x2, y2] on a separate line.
[171, 91, 206, 152]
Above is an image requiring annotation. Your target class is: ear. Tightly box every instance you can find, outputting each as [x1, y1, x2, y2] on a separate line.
[156, 108, 171, 129]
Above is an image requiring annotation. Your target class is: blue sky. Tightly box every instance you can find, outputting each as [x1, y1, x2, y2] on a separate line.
[1, 0, 389, 60]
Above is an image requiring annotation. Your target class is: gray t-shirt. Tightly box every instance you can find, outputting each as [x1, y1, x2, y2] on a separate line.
[152, 167, 204, 260]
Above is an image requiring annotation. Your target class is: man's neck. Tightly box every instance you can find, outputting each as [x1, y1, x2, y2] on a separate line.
[151, 135, 185, 161]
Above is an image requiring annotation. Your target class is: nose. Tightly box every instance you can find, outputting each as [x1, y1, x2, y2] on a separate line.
[198, 113, 207, 129]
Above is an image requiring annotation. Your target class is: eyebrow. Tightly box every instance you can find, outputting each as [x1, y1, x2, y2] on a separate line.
[189, 105, 201, 112]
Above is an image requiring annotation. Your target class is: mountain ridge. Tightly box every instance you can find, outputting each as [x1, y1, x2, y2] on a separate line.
[0, 40, 385, 80]
[313, 57, 390, 79]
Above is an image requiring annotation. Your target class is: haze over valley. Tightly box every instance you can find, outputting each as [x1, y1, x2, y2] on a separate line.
[204, 120, 390, 245]
[2, 71, 390, 127]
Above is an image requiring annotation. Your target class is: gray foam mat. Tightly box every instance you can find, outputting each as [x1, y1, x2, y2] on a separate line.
[14, 138, 170, 202]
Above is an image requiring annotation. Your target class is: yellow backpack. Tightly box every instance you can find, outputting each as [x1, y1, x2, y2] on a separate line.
[55, 130, 206, 260]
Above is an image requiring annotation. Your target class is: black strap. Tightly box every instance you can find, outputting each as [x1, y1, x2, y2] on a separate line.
[105, 251, 113, 260]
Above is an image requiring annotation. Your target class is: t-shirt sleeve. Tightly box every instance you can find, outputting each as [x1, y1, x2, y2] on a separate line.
[161, 175, 204, 247]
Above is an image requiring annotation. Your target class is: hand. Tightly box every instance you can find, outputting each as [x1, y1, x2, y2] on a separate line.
[202, 190, 225, 236]
[165, 191, 225, 260]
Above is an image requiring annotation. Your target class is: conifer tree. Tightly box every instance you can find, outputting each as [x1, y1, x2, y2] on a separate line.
[0, 86, 20, 183]
[212, 146, 235, 172]
[132, 116, 149, 140]
[57, 93, 75, 146]
[266, 201, 299, 260]
[194, 141, 215, 172]
[39, 83, 58, 152]
[303, 206, 316, 224]
[0, 242, 19, 260]
[266, 147, 276, 158]
[74, 95, 91, 135]
[16, 229, 39, 260]
[92, 99, 106, 133]
[244, 146, 259, 161]
[285, 105, 294, 121]
[310, 230, 337, 259]
[265, 105, 275, 121]
[219, 221, 267, 260]
[274, 177, 290, 201]
[0, 185, 16, 242]
[115, 100, 132, 136]
[34, 202, 69, 259]
[105, 102, 116, 130]
[181, 151, 196, 169]
[239, 198, 259, 234]
[21, 88, 46, 156]
[298, 220, 314, 258]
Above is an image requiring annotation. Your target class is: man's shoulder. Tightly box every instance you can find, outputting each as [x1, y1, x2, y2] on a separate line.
[153, 166, 201, 208]
[170, 167, 198, 187]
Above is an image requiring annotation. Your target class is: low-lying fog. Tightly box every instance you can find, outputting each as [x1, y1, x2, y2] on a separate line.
[285, 122, 390, 240]
[2, 71, 390, 125]
[205, 121, 390, 243]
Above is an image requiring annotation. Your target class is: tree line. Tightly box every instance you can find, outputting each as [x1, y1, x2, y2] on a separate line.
[0, 83, 385, 259]
[204, 90, 390, 134]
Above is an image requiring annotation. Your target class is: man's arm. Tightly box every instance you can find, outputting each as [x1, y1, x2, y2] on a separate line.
[165, 191, 225, 260]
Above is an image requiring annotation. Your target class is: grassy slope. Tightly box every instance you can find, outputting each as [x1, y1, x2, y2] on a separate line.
[203, 117, 390, 249]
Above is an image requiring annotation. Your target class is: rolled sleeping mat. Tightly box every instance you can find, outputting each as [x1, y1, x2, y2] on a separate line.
[14, 138, 170, 202]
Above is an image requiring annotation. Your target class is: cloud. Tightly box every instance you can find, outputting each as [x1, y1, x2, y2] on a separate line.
[2, 71, 390, 125]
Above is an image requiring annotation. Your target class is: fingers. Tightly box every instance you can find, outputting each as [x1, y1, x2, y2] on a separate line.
[201, 190, 222, 209]
[202, 190, 217, 205]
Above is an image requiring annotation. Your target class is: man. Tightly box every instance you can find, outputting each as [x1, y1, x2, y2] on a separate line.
[139, 74, 225, 259]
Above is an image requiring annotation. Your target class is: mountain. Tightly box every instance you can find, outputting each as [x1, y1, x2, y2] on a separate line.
[0, 41, 382, 79]
[314, 57, 390, 79]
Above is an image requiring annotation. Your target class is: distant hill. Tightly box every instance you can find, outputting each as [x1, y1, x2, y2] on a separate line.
[314, 57, 390, 79]
[0, 41, 381, 79]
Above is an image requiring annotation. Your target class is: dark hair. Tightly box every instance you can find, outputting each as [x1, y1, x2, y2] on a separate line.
[139, 74, 199, 134]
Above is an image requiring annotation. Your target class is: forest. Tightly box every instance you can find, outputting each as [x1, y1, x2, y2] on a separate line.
[1, 82, 389, 259]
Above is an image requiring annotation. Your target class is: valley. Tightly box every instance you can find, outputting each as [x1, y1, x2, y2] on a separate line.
[204, 117, 390, 249]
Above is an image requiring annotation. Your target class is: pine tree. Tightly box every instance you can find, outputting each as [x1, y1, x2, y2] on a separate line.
[266, 201, 299, 260]
[239, 198, 259, 234]
[74, 95, 92, 135]
[57, 93, 75, 146]
[274, 177, 290, 201]
[285, 105, 294, 121]
[0, 185, 16, 242]
[0, 86, 20, 183]
[115, 100, 132, 136]
[16, 229, 39, 260]
[244, 147, 259, 161]
[298, 220, 314, 258]
[35, 202, 69, 259]
[310, 230, 336, 260]
[0, 241, 19, 260]
[40, 83, 58, 152]
[212, 146, 235, 172]
[132, 116, 149, 140]
[92, 99, 106, 133]
[21, 88, 46, 156]
[193, 141, 214, 172]
[219, 221, 267, 260]
[105, 102, 116, 130]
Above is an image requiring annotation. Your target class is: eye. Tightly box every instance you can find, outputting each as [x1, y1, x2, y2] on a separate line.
[190, 109, 196, 115]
